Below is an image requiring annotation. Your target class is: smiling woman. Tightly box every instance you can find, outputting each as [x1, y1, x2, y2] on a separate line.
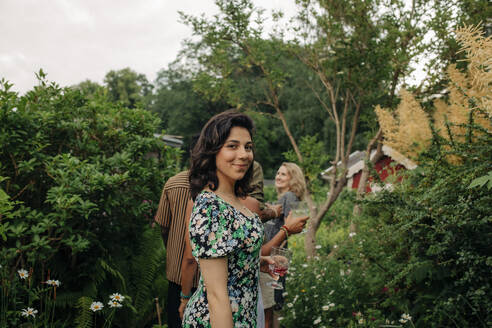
[215, 127, 254, 188]
[184, 110, 264, 328]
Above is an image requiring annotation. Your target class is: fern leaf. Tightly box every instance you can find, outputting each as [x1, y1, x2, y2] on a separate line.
[100, 258, 127, 292]
[132, 227, 165, 321]
[74, 296, 93, 328]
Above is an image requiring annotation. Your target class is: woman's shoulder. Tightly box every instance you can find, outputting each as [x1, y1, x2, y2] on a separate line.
[194, 190, 221, 208]
[280, 191, 299, 202]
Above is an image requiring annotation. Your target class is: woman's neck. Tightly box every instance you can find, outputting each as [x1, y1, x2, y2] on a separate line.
[277, 187, 289, 197]
[215, 184, 235, 198]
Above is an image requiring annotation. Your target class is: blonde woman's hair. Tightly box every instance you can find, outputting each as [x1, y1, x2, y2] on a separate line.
[277, 162, 306, 200]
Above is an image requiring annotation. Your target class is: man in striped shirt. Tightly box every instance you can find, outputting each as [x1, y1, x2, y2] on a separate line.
[154, 170, 200, 328]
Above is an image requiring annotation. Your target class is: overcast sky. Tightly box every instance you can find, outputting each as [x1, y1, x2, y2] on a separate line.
[0, 0, 297, 94]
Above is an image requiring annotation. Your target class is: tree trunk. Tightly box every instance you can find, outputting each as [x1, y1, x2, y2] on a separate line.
[352, 129, 383, 217]
[305, 173, 347, 257]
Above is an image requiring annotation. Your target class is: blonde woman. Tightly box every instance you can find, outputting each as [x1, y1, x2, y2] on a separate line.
[260, 162, 307, 328]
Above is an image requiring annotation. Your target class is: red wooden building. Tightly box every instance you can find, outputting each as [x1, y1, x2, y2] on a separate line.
[321, 145, 417, 193]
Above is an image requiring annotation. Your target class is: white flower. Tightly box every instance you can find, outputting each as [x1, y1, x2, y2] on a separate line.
[349, 232, 356, 238]
[316, 274, 321, 279]
[90, 301, 104, 312]
[278, 317, 284, 321]
[18, 269, 29, 279]
[45, 279, 61, 287]
[399, 318, 407, 324]
[402, 313, 412, 321]
[322, 305, 330, 311]
[110, 293, 125, 302]
[358, 318, 365, 324]
[108, 300, 123, 308]
[282, 292, 288, 297]
[302, 264, 308, 268]
[315, 245, 322, 249]
[314, 256, 320, 260]
[329, 302, 335, 307]
[313, 317, 322, 324]
[287, 303, 293, 308]
[333, 244, 338, 249]
[21, 307, 38, 318]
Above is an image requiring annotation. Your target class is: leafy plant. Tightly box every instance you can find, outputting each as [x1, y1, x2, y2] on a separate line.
[0, 72, 180, 326]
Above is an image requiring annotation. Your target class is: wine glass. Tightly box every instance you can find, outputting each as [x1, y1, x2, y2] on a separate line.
[291, 201, 309, 233]
[267, 247, 292, 290]
[291, 201, 309, 219]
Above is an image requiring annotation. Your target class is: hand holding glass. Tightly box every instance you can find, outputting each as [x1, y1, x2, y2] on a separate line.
[267, 247, 292, 290]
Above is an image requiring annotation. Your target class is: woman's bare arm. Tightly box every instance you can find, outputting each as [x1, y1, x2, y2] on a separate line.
[199, 257, 233, 328]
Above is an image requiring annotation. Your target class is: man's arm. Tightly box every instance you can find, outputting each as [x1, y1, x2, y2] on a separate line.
[154, 188, 171, 244]
[178, 199, 198, 319]
[240, 196, 282, 223]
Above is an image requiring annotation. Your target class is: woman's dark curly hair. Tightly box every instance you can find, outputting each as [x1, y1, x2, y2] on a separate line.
[189, 110, 255, 200]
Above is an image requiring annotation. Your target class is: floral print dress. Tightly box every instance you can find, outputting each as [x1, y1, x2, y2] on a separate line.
[183, 191, 264, 328]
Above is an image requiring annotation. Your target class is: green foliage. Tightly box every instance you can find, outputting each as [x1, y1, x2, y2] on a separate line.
[175, 0, 445, 181]
[149, 67, 227, 165]
[0, 73, 179, 326]
[283, 119, 492, 327]
[283, 135, 330, 194]
[75, 297, 93, 328]
[469, 171, 492, 190]
[104, 68, 153, 109]
[263, 185, 277, 203]
[124, 226, 167, 327]
[71, 80, 107, 101]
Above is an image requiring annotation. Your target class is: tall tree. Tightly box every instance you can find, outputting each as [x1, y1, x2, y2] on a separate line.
[71, 79, 106, 98]
[289, 0, 432, 254]
[104, 67, 153, 109]
[179, 0, 435, 255]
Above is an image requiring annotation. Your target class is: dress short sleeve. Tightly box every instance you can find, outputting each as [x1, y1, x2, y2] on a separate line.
[189, 192, 237, 259]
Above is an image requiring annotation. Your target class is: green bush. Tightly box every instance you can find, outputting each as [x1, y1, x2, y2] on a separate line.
[282, 120, 491, 327]
[0, 74, 181, 327]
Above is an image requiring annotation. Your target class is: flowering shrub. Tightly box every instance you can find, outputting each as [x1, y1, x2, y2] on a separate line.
[0, 74, 179, 326]
[279, 119, 491, 327]
[0, 264, 62, 328]
[280, 232, 412, 327]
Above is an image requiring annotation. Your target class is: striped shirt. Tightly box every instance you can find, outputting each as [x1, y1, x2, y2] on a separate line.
[154, 170, 199, 287]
